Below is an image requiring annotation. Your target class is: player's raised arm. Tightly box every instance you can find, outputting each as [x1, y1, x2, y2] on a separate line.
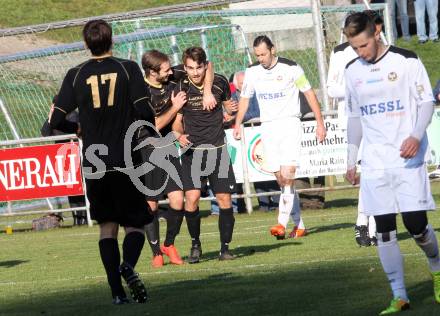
[202, 61, 216, 110]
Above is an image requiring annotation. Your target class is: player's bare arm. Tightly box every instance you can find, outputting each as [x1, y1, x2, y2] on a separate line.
[172, 113, 191, 147]
[303, 89, 326, 142]
[232, 96, 250, 140]
[202, 61, 216, 110]
[155, 91, 187, 130]
[223, 98, 238, 115]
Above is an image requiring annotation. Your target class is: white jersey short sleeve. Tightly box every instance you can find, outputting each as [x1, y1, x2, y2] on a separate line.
[344, 46, 434, 171]
[241, 57, 311, 123]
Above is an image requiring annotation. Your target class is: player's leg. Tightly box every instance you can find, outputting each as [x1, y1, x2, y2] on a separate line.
[272, 166, 302, 239]
[210, 145, 237, 260]
[375, 213, 410, 314]
[119, 225, 148, 304]
[402, 211, 440, 303]
[185, 189, 202, 263]
[355, 190, 371, 247]
[289, 186, 307, 238]
[216, 192, 236, 260]
[396, 164, 439, 303]
[144, 200, 163, 267]
[368, 216, 377, 246]
[161, 189, 184, 265]
[98, 222, 128, 304]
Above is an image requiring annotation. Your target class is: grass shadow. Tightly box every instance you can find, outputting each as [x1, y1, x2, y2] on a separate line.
[324, 198, 358, 209]
[0, 260, 29, 268]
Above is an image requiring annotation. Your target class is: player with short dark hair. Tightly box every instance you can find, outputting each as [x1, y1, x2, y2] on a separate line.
[50, 19, 153, 305]
[233, 35, 326, 240]
[344, 11, 440, 314]
[327, 10, 384, 247]
[139, 49, 218, 267]
[172, 46, 238, 263]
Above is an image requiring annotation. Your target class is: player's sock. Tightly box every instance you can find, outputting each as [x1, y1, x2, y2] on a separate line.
[356, 212, 369, 226]
[185, 209, 201, 247]
[145, 213, 161, 256]
[99, 238, 125, 298]
[122, 231, 145, 268]
[412, 224, 440, 272]
[279, 186, 294, 228]
[289, 190, 301, 226]
[368, 216, 377, 239]
[377, 230, 408, 301]
[164, 207, 184, 247]
[219, 207, 235, 252]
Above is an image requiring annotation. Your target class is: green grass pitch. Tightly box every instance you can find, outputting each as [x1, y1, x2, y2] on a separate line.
[1, 184, 440, 315]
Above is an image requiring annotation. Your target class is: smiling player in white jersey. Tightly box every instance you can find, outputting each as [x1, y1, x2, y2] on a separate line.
[344, 11, 440, 314]
[233, 35, 326, 240]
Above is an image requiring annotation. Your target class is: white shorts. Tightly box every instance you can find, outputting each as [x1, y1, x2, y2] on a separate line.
[360, 164, 435, 216]
[260, 117, 302, 173]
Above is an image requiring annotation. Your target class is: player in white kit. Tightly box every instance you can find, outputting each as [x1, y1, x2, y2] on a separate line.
[327, 10, 384, 247]
[233, 35, 326, 239]
[344, 12, 440, 314]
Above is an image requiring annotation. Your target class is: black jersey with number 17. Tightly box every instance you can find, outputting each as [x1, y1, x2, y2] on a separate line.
[175, 73, 231, 147]
[54, 56, 154, 169]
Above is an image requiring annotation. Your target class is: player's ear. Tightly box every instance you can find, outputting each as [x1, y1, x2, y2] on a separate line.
[270, 46, 276, 55]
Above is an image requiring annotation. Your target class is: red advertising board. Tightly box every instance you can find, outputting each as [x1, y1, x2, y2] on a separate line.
[0, 142, 83, 202]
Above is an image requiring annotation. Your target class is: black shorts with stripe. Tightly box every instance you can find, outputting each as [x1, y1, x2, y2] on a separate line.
[139, 142, 183, 200]
[181, 146, 237, 194]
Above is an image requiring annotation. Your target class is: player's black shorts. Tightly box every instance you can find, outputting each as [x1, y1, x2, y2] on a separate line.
[181, 146, 237, 194]
[85, 171, 152, 227]
[139, 143, 183, 200]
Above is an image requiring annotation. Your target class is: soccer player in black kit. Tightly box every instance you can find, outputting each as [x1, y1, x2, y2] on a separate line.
[49, 20, 153, 304]
[140, 50, 217, 267]
[173, 47, 237, 263]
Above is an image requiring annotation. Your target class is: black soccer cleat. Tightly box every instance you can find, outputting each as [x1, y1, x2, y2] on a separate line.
[370, 236, 378, 246]
[188, 244, 202, 264]
[355, 225, 371, 247]
[112, 295, 130, 305]
[119, 262, 148, 303]
[219, 250, 237, 261]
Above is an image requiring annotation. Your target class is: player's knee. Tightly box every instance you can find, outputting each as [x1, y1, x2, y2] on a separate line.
[376, 230, 397, 244]
[125, 226, 145, 235]
[216, 193, 231, 208]
[99, 222, 119, 239]
[147, 200, 158, 213]
[168, 191, 184, 209]
[402, 211, 428, 236]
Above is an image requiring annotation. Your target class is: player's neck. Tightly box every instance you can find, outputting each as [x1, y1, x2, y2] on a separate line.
[374, 43, 388, 62]
[145, 76, 162, 88]
[91, 51, 112, 59]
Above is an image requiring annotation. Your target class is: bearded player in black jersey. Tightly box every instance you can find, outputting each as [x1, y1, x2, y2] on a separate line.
[50, 20, 153, 304]
[173, 47, 238, 263]
[140, 50, 217, 268]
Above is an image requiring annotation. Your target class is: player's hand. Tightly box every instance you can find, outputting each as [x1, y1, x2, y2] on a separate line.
[202, 90, 217, 110]
[224, 99, 238, 114]
[400, 136, 420, 159]
[171, 91, 187, 109]
[345, 167, 358, 185]
[233, 125, 241, 140]
[316, 121, 326, 143]
[178, 134, 191, 147]
[223, 112, 235, 123]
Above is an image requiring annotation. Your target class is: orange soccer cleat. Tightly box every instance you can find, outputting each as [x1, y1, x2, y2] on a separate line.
[161, 244, 184, 265]
[270, 224, 286, 240]
[288, 226, 307, 239]
[151, 254, 164, 268]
